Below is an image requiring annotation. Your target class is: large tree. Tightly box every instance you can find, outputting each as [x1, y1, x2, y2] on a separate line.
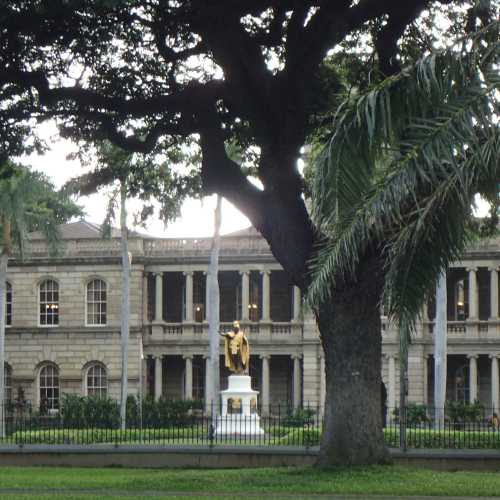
[0, 0, 493, 465]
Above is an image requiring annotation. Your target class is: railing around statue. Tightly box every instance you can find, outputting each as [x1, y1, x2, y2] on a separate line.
[1, 403, 499, 449]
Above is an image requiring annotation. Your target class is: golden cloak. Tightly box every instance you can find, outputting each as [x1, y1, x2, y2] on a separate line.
[223, 329, 250, 373]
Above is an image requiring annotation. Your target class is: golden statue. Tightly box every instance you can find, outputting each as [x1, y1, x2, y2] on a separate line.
[220, 321, 250, 374]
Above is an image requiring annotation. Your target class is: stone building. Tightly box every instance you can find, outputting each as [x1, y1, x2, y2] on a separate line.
[2, 221, 500, 416]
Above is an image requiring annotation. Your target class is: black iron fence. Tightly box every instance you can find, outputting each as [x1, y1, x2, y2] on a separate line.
[0, 402, 499, 449]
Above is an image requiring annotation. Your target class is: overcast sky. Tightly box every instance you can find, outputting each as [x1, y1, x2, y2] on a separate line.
[21, 122, 251, 238]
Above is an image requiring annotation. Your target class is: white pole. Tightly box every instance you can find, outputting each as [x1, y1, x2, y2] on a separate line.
[434, 270, 447, 428]
[207, 195, 222, 422]
[120, 181, 130, 431]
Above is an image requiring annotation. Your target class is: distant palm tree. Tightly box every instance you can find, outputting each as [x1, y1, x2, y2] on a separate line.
[309, 24, 498, 450]
[0, 163, 81, 436]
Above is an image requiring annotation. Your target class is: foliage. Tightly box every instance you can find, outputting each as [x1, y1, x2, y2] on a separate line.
[61, 394, 120, 429]
[282, 407, 316, 427]
[0, 161, 82, 256]
[392, 403, 430, 425]
[309, 23, 500, 333]
[383, 428, 500, 449]
[277, 428, 321, 447]
[445, 400, 485, 423]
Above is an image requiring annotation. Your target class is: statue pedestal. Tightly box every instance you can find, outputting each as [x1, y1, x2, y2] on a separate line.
[214, 375, 265, 437]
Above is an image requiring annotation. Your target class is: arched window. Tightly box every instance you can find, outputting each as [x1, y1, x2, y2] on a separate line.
[39, 280, 59, 326]
[86, 279, 107, 326]
[4, 363, 12, 405]
[39, 363, 59, 411]
[86, 363, 107, 397]
[6, 282, 12, 326]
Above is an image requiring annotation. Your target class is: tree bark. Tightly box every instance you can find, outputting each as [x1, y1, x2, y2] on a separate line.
[119, 181, 130, 430]
[315, 256, 390, 466]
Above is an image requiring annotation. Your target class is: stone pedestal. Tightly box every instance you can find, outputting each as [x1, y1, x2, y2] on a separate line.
[215, 375, 264, 437]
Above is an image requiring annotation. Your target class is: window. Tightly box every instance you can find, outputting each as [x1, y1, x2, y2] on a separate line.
[6, 282, 12, 326]
[86, 363, 107, 397]
[39, 363, 59, 411]
[39, 280, 59, 326]
[4, 363, 12, 406]
[86, 279, 107, 325]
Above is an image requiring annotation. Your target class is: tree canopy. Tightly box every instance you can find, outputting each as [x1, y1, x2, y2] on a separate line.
[1, 0, 492, 285]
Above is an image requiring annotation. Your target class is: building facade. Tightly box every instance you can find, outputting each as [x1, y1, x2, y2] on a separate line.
[3, 221, 500, 416]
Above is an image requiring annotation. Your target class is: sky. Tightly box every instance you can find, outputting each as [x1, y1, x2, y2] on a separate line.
[22, 119, 490, 240]
[22, 122, 252, 238]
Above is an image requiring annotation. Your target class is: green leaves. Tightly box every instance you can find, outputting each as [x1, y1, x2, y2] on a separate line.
[0, 161, 82, 257]
[309, 22, 500, 332]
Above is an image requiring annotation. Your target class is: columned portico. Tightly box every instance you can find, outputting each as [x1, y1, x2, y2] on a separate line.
[491, 354, 499, 414]
[468, 354, 478, 403]
[184, 271, 194, 322]
[388, 355, 396, 411]
[292, 355, 302, 409]
[155, 355, 163, 400]
[468, 267, 478, 319]
[154, 272, 163, 322]
[261, 271, 270, 321]
[292, 286, 301, 321]
[490, 267, 499, 320]
[261, 354, 270, 415]
[184, 355, 193, 400]
[319, 355, 326, 414]
[240, 271, 250, 321]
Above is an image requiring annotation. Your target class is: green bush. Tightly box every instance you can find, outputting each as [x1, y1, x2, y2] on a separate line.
[383, 428, 500, 449]
[61, 394, 120, 429]
[445, 400, 485, 424]
[282, 408, 316, 427]
[9, 426, 207, 445]
[277, 428, 321, 446]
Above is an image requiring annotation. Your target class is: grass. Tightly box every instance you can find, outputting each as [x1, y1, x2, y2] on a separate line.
[1, 466, 500, 498]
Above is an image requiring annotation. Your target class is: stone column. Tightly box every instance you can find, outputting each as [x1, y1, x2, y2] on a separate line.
[319, 356, 326, 415]
[292, 355, 302, 409]
[292, 286, 301, 321]
[142, 273, 149, 323]
[468, 355, 478, 403]
[490, 267, 499, 320]
[423, 355, 428, 406]
[240, 271, 250, 321]
[154, 272, 163, 322]
[468, 267, 478, 319]
[261, 271, 270, 321]
[491, 354, 499, 414]
[184, 271, 194, 322]
[155, 355, 163, 400]
[261, 355, 270, 415]
[184, 355, 193, 400]
[388, 355, 396, 413]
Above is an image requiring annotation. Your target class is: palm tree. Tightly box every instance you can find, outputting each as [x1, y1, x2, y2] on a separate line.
[0, 163, 81, 436]
[309, 23, 498, 456]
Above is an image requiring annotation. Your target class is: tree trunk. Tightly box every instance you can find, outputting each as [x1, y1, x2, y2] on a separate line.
[316, 258, 390, 466]
[207, 195, 222, 419]
[434, 270, 447, 428]
[119, 181, 130, 430]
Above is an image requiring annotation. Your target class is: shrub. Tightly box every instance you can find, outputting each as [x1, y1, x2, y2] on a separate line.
[282, 407, 316, 427]
[278, 428, 321, 446]
[445, 400, 485, 424]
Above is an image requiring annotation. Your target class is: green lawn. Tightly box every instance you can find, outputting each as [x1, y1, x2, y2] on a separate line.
[1, 466, 500, 498]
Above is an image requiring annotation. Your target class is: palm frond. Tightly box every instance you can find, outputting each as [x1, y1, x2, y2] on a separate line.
[309, 22, 500, 332]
